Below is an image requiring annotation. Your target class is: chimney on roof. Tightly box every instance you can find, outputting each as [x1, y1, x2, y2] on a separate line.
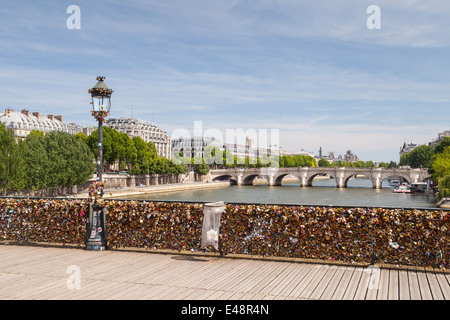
[5, 108, 13, 114]
[21, 109, 30, 117]
[47, 115, 54, 120]
[32, 112, 40, 118]
[55, 115, 63, 122]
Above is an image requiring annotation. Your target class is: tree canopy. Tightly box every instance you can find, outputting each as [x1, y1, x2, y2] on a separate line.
[0, 125, 95, 194]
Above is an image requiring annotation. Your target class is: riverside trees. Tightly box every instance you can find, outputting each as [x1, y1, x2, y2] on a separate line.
[0, 124, 95, 195]
[85, 127, 187, 175]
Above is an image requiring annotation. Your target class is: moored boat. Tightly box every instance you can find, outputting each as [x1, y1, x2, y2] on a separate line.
[393, 183, 411, 193]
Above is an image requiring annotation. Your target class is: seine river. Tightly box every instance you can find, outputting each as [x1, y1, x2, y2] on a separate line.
[124, 177, 437, 209]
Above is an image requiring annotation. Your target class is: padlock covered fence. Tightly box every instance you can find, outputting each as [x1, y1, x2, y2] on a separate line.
[0, 198, 448, 269]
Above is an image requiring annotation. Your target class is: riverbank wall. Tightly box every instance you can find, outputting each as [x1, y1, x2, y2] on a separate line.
[0, 198, 448, 270]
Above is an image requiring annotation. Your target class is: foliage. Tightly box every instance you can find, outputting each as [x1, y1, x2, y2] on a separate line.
[0, 125, 95, 194]
[0, 124, 26, 194]
[433, 137, 450, 155]
[400, 144, 434, 168]
[84, 129, 187, 175]
[33, 131, 94, 188]
[318, 158, 331, 167]
[431, 146, 450, 183]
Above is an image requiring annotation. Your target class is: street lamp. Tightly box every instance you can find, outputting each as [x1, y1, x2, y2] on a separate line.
[89, 76, 113, 184]
[85, 76, 113, 251]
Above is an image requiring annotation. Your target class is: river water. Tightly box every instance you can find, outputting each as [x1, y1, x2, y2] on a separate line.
[123, 177, 437, 209]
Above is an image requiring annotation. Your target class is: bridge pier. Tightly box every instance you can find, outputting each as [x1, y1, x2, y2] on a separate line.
[336, 168, 345, 188]
[236, 174, 243, 186]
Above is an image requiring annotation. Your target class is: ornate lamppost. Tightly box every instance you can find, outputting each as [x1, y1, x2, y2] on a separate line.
[89, 76, 113, 184]
[85, 76, 113, 251]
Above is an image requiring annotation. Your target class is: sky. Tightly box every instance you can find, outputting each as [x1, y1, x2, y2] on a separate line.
[1, 0, 450, 162]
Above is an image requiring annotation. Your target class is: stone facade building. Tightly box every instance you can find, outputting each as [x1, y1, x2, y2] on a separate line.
[106, 117, 171, 159]
[0, 108, 82, 139]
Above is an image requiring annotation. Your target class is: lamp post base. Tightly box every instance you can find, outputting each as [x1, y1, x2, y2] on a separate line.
[85, 202, 107, 251]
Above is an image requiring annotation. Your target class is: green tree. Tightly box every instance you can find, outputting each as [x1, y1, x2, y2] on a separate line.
[24, 131, 49, 190]
[318, 158, 331, 167]
[365, 160, 375, 168]
[0, 124, 27, 194]
[387, 161, 398, 168]
[119, 132, 137, 170]
[44, 131, 94, 188]
[132, 136, 153, 174]
[204, 144, 224, 167]
[431, 146, 450, 182]
[433, 137, 450, 155]
[74, 132, 88, 145]
[400, 145, 434, 168]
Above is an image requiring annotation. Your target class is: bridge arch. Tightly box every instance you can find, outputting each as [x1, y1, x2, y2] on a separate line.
[379, 173, 412, 187]
[273, 173, 301, 186]
[242, 174, 271, 186]
[212, 174, 238, 185]
[343, 172, 375, 188]
[306, 173, 336, 187]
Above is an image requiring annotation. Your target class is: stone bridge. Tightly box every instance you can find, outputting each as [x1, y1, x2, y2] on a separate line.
[209, 167, 431, 189]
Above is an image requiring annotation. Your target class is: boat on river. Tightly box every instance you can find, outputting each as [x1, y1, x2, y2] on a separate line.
[393, 183, 411, 193]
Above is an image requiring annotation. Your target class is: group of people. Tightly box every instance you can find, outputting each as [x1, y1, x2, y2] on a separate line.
[0, 198, 448, 269]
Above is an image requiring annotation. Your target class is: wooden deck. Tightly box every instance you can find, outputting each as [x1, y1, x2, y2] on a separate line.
[0, 244, 448, 300]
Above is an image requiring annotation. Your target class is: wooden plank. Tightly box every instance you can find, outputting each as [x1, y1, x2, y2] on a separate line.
[365, 267, 381, 300]
[212, 289, 237, 300]
[284, 264, 322, 299]
[342, 267, 363, 300]
[203, 289, 228, 300]
[242, 261, 291, 295]
[267, 263, 309, 298]
[377, 268, 390, 300]
[416, 269, 433, 300]
[309, 265, 338, 300]
[115, 284, 157, 300]
[137, 284, 175, 300]
[297, 265, 328, 299]
[228, 261, 275, 291]
[388, 269, 399, 300]
[435, 272, 450, 300]
[353, 266, 372, 300]
[193, 287, 223, 300]
[426, 271, 445, 300]
[204, 260, 261, 293]
[191, 260, 246, 291]
[408, 269, 422, 300]
[256, 262, 294, 295]
[399, 271, 410, 300]
[330, 267, 356, 300]
[181, 259, 250, 290]
[162, 286, 199, 300]
[273, 263, 311, 298]
[131, 259, 192, 285]
[2, 245, 448, 300]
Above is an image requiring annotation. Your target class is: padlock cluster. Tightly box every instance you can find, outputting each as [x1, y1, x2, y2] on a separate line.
[221, 205, 449, 269]
[0, 198, 448, 269]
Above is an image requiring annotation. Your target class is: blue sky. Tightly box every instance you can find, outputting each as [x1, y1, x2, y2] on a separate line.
[1, 1, 450, 162]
